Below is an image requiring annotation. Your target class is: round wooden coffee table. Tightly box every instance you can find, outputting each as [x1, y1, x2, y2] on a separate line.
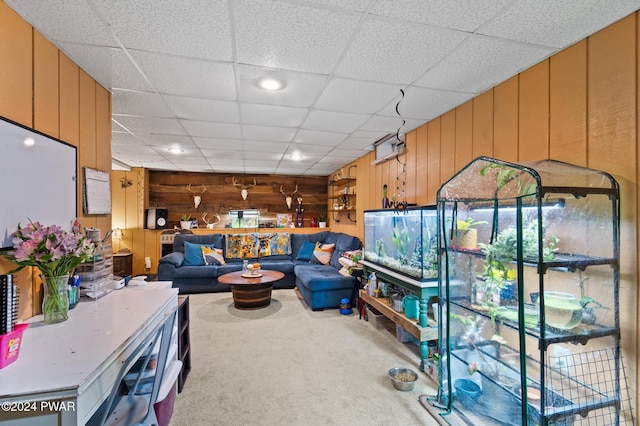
[218, 270, 285, 310]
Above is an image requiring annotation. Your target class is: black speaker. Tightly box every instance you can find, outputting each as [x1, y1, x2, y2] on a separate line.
[146, 208, 168, 229]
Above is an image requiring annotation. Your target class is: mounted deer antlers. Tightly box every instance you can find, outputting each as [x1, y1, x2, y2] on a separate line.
[280, 184, 298, 209]
[232, 177, 256, 200]
[202, 212, 221, 229]
[187, 183, 207, 208]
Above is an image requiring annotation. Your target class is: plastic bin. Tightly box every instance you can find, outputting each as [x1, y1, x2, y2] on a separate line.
[366, 306, 391, 329]
[154, 360, 183, 426]
[0, 324, 29, 369]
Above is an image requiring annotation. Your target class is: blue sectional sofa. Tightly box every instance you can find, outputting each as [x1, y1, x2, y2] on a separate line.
[157, 231, 361, 310]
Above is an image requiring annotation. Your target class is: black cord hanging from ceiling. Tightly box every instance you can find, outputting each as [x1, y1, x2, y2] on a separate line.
[394, 89, 407, 211]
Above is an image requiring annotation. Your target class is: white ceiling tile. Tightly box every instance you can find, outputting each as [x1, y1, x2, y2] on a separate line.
[287, 143, 333, 155]
[336, 17, 468, 84]
[242, 125, 296, 142]
[302, 110, 369, 133]
[94, 0, 232, 60]
[478, 0, 640, 49]
[112, 90, 174, 117]
[234, 0, 360, 73]
[243, 140, 289, 153]
[5, 0, 117, 46]
[301, 0, 371, 12]
[315, 79, 402, 114]
[136, 134, 195, 147]
[274, 166, 313, 174]
[113, 115, 186, 135]
[202, 150, 245, 161]
[293, 129, 348, 145]
[131, 50, 237, 100]
[240, 104, 309, 127]
[350, 130, 389, 140]
[170, 156, 210, 166]
[244, 165, 278, 174]
[370, 0, 513, 32]
[194, 138, 244, 150]
[338, 137, 375, 150]
[164, 95, 240, 122]
[57, 43, 153, 92]
[211, 164, 247, 172]
[238, 66, 328, 107]
[416, 35, 555, 93]
[181, 120, 242, 139]
[244, 151, 284, 161]
[323, 149, 369, 159]
[359, 115, 425, 134]
[111, 132, 144, 146]
[377, 86, 475, 120]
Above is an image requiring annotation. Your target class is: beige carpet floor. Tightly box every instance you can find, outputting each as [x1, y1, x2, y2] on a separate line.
[169, 289, 440, 426]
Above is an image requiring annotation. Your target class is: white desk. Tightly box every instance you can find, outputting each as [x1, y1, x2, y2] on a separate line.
[0, 283, 178, 425]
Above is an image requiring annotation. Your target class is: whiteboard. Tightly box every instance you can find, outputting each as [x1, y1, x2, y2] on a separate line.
[0, 117, 77, 249]
[83, 167, 112, 214]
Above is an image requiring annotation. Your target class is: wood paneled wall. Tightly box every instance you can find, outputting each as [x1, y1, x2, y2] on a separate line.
[148, 171, 328, 227]
[330, 13, 639, 417]
[0, 1, 111, 319]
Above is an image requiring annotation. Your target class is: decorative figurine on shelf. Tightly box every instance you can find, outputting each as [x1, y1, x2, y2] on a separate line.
[382, 184, 390, 208]
[295, 197, 304, 227]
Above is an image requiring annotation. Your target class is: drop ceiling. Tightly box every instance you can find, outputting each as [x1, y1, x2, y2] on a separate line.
[5, 0, 640, 175]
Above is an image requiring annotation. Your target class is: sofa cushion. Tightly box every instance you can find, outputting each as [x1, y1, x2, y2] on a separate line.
[290, 232, 329, 259]
[310, 242, 335, 265]
[296, 241, 316, 261]
[225, 233, 259, 259]
[184, 241, 218, 266]
[329, 233, 362, 269]
[295, 264, 356, 291]
[174, 233, 224, 253]
[257, 232, 291, 257]
[202, 246, 225, 265]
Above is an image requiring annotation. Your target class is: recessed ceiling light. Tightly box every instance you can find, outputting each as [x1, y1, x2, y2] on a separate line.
[288, 153, 303, 160]
[257, 77, 285, 91]
[168, 146, 184, 154]
[23, 137, 35, 147]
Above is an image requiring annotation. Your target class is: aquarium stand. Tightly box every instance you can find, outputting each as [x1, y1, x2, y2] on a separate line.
[361, 260, 438, 370]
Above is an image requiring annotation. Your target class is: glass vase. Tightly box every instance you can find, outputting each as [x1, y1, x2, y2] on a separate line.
[41, 274, 70, 324]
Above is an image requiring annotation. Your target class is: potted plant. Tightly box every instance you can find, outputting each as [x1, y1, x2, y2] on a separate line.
[180, 214, 193, 230]
[451, 217, 487, 250]
[318, 212, 327, 228]
[477, 220, 558, 309]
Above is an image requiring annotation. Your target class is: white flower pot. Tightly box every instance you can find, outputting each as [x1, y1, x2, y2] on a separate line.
[319, 221, 327, 228]
[180, 221, 191, 230]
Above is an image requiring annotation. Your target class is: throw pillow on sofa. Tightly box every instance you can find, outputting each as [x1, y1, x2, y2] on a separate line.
[310, 242, 335, 265]
[202, 246, 225, 265]
[184, 241, 217, 266]
[226, 234, 259, 259]
[296, 241, 316, 261]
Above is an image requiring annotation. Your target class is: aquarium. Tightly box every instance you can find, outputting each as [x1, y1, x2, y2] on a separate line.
[363, 206, 437, 281]
[229, 209, 260, 228]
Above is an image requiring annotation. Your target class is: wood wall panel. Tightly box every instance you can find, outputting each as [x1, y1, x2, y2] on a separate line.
[149, 172, 328, 228]
[415, 125, 429, 204]
[33, 31, 59, 137]
[0, 2, 32, 126]
[59, 53, 79, 146]
[472, 90, 494, 158]
[455, 100, 473, 169]
[404, 130, 417, 204]
[440, 110, 456, 185]
[549, 41, 587, 165]
[588, 15, 637, 376]
[518, 61, 550, 161]
[0, 6, 110, 320]
[427, 118, 441, 204]
[493, 76, 519, 162]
